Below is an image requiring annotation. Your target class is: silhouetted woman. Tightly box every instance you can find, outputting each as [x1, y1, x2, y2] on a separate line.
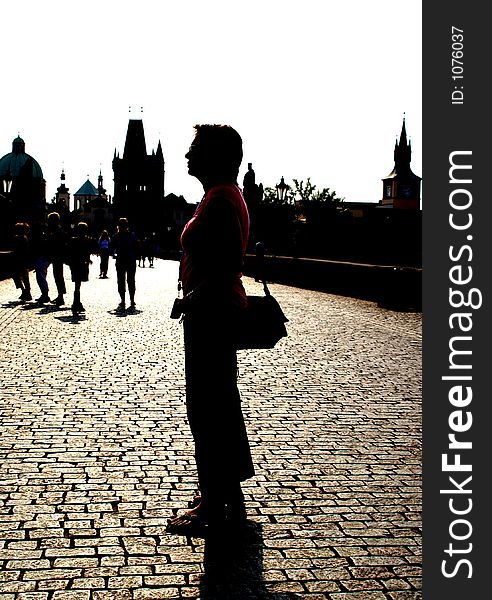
[110, 218, 139, 311]
[30, 221, 50, 303]
[166, 124, 254, 537]
[46, 211, 67, 306]
[98, 230, 110, 278]
[12, 222, 32, 301]
[67, 221, 91, 314]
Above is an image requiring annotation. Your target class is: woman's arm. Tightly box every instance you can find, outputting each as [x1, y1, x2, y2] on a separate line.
[195, 194, 244, 283]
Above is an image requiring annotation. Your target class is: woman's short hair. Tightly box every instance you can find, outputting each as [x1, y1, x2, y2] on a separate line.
[194, 124, 243, 178]
[118, 217, 129, 231]
[14, 222, 27, 234]
[47, 211, 61, 224]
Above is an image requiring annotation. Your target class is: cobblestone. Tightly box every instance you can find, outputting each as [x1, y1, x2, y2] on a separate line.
[0, 258, 421, 598]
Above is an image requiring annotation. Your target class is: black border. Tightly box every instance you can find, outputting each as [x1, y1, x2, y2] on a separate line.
[423, 2, 490, 597]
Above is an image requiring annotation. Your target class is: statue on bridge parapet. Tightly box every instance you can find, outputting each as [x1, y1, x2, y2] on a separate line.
[242, 163, 263, 207]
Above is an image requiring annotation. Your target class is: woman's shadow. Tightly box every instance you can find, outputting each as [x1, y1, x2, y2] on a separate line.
[199, 521, 301, 600]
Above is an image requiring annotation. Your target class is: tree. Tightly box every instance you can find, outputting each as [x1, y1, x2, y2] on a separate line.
[253, 185, 296, 253]
[252, 177, 346, 257]
[291, 179, 346, 257]
[292, 178, 344, 222]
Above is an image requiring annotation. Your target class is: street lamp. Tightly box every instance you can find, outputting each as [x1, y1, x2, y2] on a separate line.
[276, 176, 290, 202]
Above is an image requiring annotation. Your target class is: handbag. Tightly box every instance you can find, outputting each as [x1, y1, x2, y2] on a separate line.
[234, 281, 288, 350]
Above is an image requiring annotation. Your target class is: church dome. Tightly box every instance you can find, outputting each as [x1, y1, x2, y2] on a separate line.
[0, 136, 44, 179]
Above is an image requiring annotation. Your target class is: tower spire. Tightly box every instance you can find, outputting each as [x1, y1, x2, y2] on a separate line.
[399, 113, 408, 146]
[381, 115, 421, 209]
[394, 114, 411, 169]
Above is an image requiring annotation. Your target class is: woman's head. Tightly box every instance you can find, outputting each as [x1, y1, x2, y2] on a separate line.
[14, 222, 28, 236]
[185, 124, 243, 184]
[76, 221, 89, 236]
[118, 217, 129, 232]
[47, 212, 61, 229]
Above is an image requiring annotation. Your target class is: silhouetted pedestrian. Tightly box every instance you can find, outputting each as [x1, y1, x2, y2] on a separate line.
[138, 246, 146, 268]
[144, 235, 155, 267]
[255, 241, 265, 282]
[29, 221, 50, 303]
[166, 124, 253, 538]
[110, 217, 139, 311]
[67, 222, 91, 314]
[11, 222, 32, 301]
[97, 230, 110, 278]
[46, 212, 67, 306]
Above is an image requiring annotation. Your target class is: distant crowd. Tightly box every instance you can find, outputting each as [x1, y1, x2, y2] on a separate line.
[10, 213, 156, 314]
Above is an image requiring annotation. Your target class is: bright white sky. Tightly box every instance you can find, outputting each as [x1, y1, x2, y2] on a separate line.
[2, 0, 421, 208]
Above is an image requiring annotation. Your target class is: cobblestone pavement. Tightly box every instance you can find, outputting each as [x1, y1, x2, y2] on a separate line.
[0, 258, 422, 600]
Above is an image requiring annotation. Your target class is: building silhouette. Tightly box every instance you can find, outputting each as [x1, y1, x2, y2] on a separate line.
[74, 178, 99, 212]
[71, 171, 112, 233]
[44, 168, 71, 230]
[112, 119, 165, 236]
[55, 169, 70, 210]
[381, 117, 421, 210]
[0, 136, 46, 232]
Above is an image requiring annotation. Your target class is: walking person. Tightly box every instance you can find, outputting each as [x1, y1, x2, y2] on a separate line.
[144, 235, 155, 267]
[97, 230, 110, 278]
[166, 124, 254, 537]
[67, 222, 91, 314]
[110, 217, 139, 312]
[138, 246, 146, 268]
[29, 221, 50, 303]
[11, 222, 32, 301]
[254, 240, 266, 283]
[45, 211, 67, 306]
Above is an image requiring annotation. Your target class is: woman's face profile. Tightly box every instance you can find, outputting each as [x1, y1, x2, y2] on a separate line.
[185, 136, 208, 179]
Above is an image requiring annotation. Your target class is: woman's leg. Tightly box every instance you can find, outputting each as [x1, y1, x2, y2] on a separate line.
[101, 252, 109, 276]
[72, 281, 81, 309]
[21, 268, 31, 293]
[34, 258, 49, 298]
[127, 262, 136, 305]
[181, 308, 254, 520]
[52, 260, 66, 299]
[20, 268, 32, 300]
[116, 264, 126, 304]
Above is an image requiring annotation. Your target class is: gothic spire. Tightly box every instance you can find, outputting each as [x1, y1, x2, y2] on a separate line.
[156, 140, 164, 161]
[393, 116, 411, 170]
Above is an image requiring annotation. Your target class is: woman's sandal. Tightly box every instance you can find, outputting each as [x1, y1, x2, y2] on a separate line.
[166, 512, 210, 538]
[166, 505, 228, 539]
[186, 490, 247, 524]
[187, 489, 201, 509]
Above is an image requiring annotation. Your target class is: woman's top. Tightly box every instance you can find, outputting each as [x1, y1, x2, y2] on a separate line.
[180, 183, 250, 308]
[12, 234, 30, 269]
[68, 235, 91, 282]
[110, 231, 139, 265]
[99, 238, 110, 252]
[45, 225, 68, 262]
[29, 225, 47, 259]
